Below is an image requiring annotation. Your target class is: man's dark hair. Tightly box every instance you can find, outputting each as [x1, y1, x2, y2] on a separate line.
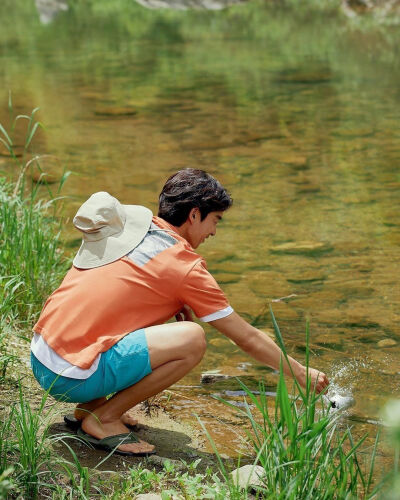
[158, 168, 233, 226]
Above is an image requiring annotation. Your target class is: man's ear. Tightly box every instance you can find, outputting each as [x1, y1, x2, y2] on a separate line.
[188, 207, 199, 224]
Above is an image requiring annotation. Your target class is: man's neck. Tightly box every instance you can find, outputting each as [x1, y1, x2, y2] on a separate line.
[157, 217, 191, 244]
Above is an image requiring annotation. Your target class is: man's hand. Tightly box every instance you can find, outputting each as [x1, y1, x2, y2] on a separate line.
[295, 366, 329, 394]
[210, 312, 329, 393]
[175, 305, 194, 322]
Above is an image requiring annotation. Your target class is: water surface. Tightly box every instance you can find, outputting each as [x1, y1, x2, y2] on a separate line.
[1, 0, 400, 454]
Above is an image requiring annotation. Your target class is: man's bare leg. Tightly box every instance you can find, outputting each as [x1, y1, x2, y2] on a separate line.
[74, 398, 139, 427]
[81, 321, 206, 454]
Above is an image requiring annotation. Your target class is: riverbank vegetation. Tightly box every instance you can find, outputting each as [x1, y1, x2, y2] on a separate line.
[0, 106, 399, 498]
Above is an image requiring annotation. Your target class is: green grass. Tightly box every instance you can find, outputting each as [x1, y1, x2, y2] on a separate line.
[0, 383, 102, 499]
[0, 181, 69, 323]
[0, 99, 70, 379]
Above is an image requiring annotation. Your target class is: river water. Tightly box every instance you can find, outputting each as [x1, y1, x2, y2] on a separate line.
[1, 0, 400, 457]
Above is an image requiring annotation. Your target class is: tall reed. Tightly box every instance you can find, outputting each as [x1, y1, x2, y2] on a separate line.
[0, 182, 68, 323]
[0, 100, 70, 329]
[0, 382, 95, 499]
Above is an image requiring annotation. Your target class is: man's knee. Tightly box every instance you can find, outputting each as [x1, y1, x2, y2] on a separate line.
[183, 322, 206, 362]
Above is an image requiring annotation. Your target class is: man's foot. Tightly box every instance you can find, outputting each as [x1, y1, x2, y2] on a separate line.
[81, 413, 155, 455]
[74, 401, 139, 427]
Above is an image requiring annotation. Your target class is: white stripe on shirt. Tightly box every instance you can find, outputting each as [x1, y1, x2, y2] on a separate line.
[31, 333, 100, 379]
[199, 306, 234, 323]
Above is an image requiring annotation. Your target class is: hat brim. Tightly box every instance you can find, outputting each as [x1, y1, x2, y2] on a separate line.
[73, 205, 153, 269]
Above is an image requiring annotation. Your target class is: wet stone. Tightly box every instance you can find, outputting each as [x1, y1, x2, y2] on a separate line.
[377, 338, 397, 348]
[200, 372, 231, 384]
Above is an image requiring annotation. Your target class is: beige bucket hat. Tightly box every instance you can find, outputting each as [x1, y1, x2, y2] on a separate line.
[72, 191, 152, 269]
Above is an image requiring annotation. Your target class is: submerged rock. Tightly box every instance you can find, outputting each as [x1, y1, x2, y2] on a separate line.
[287, 269, 326, 284]
[377, 338, 397, 348]
[29, 155, 64, 184]
[94, 106, 137, 117]
[271, 241, 333, 257]
[0, 145, 24, 158]
[231, 464, 265, 490]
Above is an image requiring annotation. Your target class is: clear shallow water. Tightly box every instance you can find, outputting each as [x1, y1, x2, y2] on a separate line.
[1, 0, 400, 440]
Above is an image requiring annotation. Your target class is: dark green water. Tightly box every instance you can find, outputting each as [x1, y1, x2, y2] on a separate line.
[1, 0, 400, 452]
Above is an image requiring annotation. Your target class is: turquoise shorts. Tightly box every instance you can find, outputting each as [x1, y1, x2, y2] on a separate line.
[30, 329, 152, 403]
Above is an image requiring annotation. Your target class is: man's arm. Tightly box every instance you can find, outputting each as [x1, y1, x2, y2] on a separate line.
[209, 312, 329, 393]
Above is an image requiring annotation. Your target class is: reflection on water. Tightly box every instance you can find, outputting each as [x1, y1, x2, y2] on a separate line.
[134, 0, 246, 10]
[1, 0, 400, 446]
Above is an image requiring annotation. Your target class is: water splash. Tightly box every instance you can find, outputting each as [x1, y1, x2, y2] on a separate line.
[327, 356, 372, 399]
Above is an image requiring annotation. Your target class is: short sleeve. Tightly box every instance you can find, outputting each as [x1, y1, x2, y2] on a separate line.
[179, 260, 234, 322]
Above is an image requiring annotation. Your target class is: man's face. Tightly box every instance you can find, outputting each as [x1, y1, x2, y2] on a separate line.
[188, 210, 223, 249]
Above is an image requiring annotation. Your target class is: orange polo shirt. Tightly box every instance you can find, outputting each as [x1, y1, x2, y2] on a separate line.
[33, 217, 232, 369]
